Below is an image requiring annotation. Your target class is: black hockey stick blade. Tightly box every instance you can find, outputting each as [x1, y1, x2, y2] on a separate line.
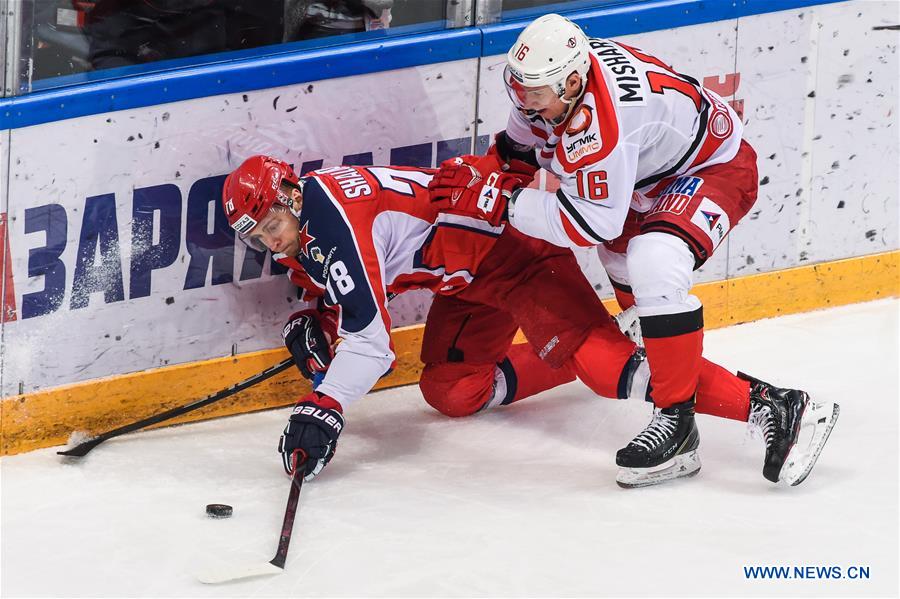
[58, 357, 295, 458]
[197, 453, 306, 584]
[57, 436, 106, 458]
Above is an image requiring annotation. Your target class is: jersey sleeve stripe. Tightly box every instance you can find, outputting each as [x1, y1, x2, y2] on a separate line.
[559, 209, 598, 247]
[686, 92, 732, 170]
[555, 189, 607, 244]
[435, 212, 504, 236]
[554, 55, 620, 171]
[530, 125, 550, 141]
[635, 97, 710, 189]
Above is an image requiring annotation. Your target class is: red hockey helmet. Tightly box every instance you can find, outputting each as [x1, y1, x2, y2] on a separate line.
[222, 155, 300, 236]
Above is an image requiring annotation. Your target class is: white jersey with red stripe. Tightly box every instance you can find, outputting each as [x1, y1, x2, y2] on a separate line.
[273, 165, 504, 408]
[506, 37, 742, 248]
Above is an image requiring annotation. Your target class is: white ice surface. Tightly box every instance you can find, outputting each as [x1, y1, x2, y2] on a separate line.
[2, 300, 898, 597]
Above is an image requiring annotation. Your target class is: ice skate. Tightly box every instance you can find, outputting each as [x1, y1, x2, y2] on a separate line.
[742, 372, 839, 486]
[615, 398, 700, 488]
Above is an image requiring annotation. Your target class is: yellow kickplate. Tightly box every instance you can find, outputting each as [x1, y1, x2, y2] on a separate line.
[2, 251, 896, 456]
[1, 326, 425, 456]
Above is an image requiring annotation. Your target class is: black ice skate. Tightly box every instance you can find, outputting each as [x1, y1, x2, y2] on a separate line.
[741, 372, 840, 486]
[615, 398, 701, 488]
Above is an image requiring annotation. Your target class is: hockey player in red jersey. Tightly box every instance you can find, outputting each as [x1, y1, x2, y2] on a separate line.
[225, 151, 835, 488]
[223, 155, 651, 482]
[427, 13, 839, 487]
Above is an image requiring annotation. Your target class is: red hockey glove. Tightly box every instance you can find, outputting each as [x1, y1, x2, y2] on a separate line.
[282, 308, 339, 381]
[487, 132, 540, 186]
[278, 392, 344, 480]
[428, 154, 526, 226]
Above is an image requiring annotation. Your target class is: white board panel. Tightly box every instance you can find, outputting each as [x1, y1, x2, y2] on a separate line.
[805, 1, 899, 262]
[728, 8, 812, 275]
[2, 60, 478, 393]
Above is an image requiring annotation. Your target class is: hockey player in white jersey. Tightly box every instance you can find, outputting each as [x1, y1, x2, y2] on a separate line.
[428, 13, 839, 487]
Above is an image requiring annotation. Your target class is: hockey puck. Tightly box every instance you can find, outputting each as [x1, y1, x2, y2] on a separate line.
[205, 503, 233, 519]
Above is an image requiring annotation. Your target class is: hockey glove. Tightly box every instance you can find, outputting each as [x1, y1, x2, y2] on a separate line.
[282, 308, 339, 380]
[278, 392, 344, 481]
[488, 131, 540, 186]
[428, 154, 526, 226]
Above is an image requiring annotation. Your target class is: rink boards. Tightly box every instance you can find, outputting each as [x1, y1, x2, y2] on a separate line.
[1, 0, 898, 454]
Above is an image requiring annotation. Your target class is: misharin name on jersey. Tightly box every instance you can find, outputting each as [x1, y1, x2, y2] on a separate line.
[588, 39, 645, 105]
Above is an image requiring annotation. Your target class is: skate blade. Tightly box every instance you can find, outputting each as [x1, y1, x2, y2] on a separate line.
[780, 401, 840, 486]
[616, 450, 701, 489]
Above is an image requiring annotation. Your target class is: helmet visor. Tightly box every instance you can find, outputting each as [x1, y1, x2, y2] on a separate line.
[238, 229, 269, 253]
[237, 205, 296, 254]
[504, 66, 560, 115]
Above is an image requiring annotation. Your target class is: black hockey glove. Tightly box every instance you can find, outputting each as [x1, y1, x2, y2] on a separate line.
[278, 392, 344, 481]
[282, 308, 339, 380]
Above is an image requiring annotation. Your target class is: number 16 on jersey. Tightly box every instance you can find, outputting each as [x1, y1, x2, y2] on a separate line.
[576, 169, 609, 201]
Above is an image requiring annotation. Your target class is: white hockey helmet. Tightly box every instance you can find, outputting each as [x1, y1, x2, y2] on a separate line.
[505, 13, 591, 110]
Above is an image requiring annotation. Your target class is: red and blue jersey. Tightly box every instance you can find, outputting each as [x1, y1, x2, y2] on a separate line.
[274, 165, 504, 408]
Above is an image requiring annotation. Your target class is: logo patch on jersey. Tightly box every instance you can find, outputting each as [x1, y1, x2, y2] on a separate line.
[564, 103, 602, 163]
[297, 221, 316, 259]
[564, 133, 601, 162]
[566, 105, 593, 136]
[650, 176, 704, 216]
[690, 197, 731, 249]
[310, 246, 325, 264]
[322, 247, 337, 279]
[709, 106, 734, 139]
[700, 210, 720, 230]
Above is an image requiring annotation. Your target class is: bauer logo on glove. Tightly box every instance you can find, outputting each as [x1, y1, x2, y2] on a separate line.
[291, 404, 344, 434]
[279, 392, 345, 481]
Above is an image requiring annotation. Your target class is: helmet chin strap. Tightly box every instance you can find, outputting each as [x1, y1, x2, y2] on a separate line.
[549, 83, 586, 126]
[283, 179, 305, 219]
[288, 197, 303, 219]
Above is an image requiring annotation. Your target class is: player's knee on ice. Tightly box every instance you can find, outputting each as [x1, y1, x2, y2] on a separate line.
[419, 362, 501, 417]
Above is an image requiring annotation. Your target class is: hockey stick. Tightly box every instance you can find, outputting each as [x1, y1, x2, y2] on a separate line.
[197, 451, 307, 584]
[58, 357, 295, 458]
[60, 292, 394, 458]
